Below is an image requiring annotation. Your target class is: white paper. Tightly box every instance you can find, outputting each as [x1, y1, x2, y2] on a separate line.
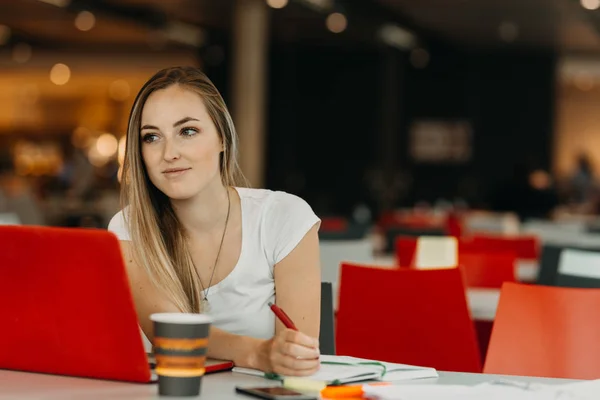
[363, 379, 600, 400]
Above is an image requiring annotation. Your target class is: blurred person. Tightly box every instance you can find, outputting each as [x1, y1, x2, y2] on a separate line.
[0, 157, 45, 225]
[108, 67, 321, 376]
[570, 153, 595, 205]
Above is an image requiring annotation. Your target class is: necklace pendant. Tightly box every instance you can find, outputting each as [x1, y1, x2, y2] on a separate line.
[201, 297, 211, 314]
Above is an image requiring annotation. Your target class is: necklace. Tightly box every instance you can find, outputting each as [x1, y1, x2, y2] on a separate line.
[190, 187, 231, 313]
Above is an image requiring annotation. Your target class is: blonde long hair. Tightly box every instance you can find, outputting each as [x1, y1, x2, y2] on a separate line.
[120, 66, 245, 313]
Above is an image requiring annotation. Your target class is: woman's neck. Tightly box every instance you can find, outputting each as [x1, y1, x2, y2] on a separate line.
[170, 179, 232, 235]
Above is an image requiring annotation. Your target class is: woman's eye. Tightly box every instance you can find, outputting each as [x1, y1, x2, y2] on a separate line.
[142, 134, 159, 143]
[181, 127, 199, 137]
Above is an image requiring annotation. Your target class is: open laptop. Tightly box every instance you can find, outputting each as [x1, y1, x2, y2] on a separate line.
[0, 225, 233, 383]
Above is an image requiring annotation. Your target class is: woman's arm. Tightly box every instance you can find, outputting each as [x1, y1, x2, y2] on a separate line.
[118, 226, 321, 374]
[119, 241, 263, 366]
[273, 223, 321, 338]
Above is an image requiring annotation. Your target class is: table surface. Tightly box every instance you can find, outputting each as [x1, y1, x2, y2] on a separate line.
[0, 368, 577, 399]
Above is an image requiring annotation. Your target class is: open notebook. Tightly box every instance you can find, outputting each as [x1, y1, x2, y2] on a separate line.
[233, 355, 438, 385]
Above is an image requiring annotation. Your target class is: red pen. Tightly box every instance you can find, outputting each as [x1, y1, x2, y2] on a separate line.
[268, 302, 298, 330]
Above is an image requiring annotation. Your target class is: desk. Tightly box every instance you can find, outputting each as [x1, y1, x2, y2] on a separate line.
[0, 369, 578, 399]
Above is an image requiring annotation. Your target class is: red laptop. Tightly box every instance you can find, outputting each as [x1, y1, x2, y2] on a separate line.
[0, 225, 233, 382]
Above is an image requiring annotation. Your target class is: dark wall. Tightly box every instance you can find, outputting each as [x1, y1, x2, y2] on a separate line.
[401, 45, 557, 207]
[267, 44, 382, 216]
[264, 42, 557, 216]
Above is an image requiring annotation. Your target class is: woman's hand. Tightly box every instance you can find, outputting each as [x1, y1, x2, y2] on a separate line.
[255, 328, 320, 376]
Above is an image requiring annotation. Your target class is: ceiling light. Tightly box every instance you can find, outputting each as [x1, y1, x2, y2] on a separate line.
[378, 24, 417, 50]
[50, 63, 71, 86]
[75, 11, 96, 31]
[326, 12, 347, 33]
[581, 0, 600, 10]
[267, 0, 288, 8]
[296, 0, 333, 12]
[96, 133, 119, 158]
[37, 0, 70, 7]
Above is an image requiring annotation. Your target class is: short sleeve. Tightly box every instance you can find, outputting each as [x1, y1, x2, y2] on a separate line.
[107, 210, 131, 241]
[262, 191, 321, 266]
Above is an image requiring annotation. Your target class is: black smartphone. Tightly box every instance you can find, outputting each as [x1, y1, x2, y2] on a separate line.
[235, 386, 318, 400]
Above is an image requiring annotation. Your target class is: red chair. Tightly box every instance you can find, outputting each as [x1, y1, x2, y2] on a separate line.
[336, 263, 482, 373]
[394, 236, 417, 266]
[459, 252, 517, 288]
[320, 217, 348, 232]
[471, 235, 540, 260]
[484, 283, 600, 379]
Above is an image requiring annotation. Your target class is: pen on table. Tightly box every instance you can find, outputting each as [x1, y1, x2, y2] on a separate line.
[268, 302, 298, 331]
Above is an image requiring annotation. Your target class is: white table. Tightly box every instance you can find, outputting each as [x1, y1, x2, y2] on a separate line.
[0, 369, 578, 399]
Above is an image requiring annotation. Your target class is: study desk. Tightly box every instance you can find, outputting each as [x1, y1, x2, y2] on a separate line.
[0, 369, 578, 399]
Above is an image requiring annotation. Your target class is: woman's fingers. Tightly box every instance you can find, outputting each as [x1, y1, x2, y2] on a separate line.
[282, 329, 319, 349]
[268, 328, 322, 376]
[280, 341, 320, 359]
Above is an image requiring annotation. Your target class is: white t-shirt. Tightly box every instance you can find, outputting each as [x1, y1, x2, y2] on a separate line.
[107, 187, 320, 340]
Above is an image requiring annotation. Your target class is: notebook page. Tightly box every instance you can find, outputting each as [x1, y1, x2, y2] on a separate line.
[321, 355, 438, 381]
[305, 363, 381, 383]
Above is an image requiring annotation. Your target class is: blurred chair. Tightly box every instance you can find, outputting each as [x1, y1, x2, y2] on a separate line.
[319, 282, 335, 355]
[470, 234, 539, 260]
[318, 222, 370, 241]
[537, 244, 600, 286]
[336, 263, 481, 373]
[459, 252, 517, 288]
[383, 227, 445, 254]
[319, 238, 373, 308]
[395, 236, 417, 266]
[414, 236, 457, 269]
[395, 236, 457, 268]
[0, 212, 20, 225]
[484, 282, 600, 379]
[463, 212, 519, 235]
[556, 249, 600, 288]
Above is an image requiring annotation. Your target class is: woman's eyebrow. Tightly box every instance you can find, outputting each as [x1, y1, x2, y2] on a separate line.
[141, 117, 200, 131]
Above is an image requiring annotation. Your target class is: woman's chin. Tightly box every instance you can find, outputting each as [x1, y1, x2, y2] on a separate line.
[162, 189, 197, 201]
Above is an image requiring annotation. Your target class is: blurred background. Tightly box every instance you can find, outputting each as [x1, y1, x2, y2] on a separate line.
[1, 0, 600, 237]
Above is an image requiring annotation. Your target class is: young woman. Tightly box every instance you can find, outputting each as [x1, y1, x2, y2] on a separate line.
[108, 66, 321, 377]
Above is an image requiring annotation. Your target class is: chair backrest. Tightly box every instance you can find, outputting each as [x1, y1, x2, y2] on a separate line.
[0, 212, 20, 225]
[484, 282, 600, 379]
[471, 234, 539, 260]
[319, 282, 335, 355]
[414, 236, 457, 269]
[383, 227, 445, 254]
[537, 244, 600, 286]
[458, 251, 517, 288]
[556, 249, 600, 288]
[463, 212, 519, 235]
[335, 263, 481, 373]
[395, 236, 417, 266]
[395, 236, 458, 268]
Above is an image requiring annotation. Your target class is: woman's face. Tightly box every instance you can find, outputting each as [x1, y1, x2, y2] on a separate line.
[140, 84, 223, 200]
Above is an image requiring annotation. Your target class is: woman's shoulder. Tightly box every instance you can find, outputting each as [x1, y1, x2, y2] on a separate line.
[107, 207, 131, 241]
[236, 187, 311, 213]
